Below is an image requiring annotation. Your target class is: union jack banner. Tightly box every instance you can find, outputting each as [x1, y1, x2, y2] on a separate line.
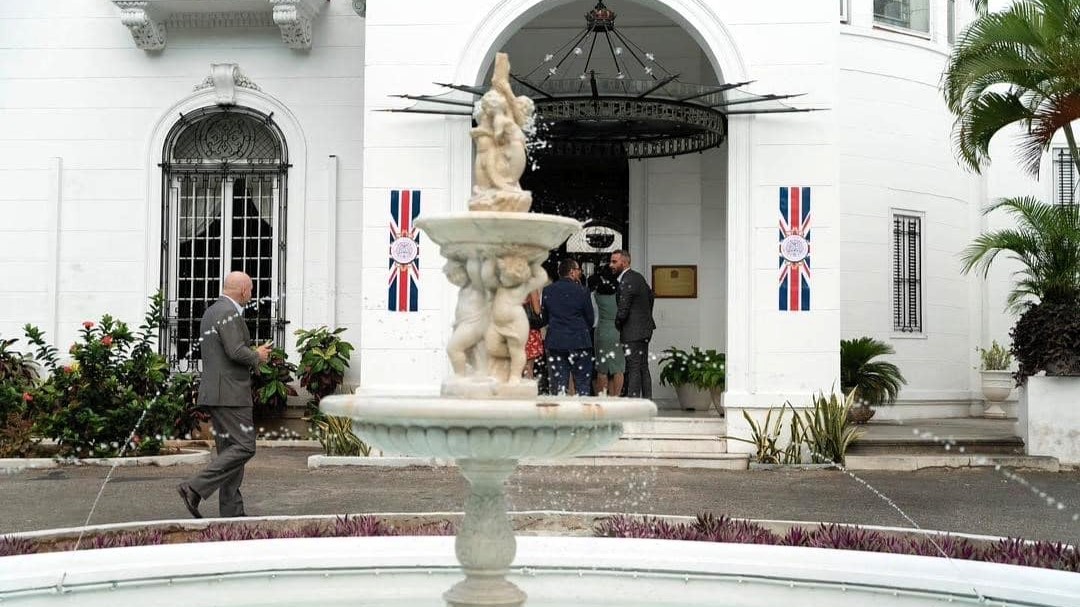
[778, 186, 811, 311]
[388, 189, 421, 312]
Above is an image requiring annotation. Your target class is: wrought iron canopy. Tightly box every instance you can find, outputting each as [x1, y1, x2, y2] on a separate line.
[387, 1, 819, 159]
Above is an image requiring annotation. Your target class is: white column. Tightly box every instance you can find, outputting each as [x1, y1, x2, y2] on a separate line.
[47, 157, 63, 340]
[327, 154, 339, 326]
[724, 117, 754, 405]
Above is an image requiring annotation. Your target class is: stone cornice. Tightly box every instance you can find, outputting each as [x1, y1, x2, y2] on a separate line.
[111, 0, 327, 51]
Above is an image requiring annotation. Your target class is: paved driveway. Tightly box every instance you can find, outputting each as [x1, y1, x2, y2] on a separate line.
[2, 448, 1078, 543]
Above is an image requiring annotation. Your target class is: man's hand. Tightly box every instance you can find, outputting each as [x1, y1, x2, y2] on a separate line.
[255, 342, 271, 363]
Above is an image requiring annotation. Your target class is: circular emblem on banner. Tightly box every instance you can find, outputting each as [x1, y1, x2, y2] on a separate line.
[390, 237, 419, 265]
[780, 235, 809, 263]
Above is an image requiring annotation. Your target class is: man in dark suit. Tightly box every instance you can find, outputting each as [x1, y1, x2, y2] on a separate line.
[610, 250, 656, 398]
[541, 258, 595, 396]
[178, 271, 270, 518]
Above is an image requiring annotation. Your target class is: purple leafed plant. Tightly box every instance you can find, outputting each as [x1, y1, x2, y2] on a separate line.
[593, 513, 1080, 573]
[0, 535, 38, 557]
[88, 529, 164, 550]
[331, 514, 396, 537]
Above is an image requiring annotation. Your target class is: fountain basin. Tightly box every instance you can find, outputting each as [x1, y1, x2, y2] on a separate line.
[2, 535, 1076, 606]
[319, 395, 656, 459]
[416, 211, 582, 256]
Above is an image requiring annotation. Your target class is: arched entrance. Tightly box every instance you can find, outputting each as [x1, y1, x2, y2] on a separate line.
[458, 0, 751, 401]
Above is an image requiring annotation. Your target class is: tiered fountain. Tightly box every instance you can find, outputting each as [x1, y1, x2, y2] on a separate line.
[319, 52, 657, 607]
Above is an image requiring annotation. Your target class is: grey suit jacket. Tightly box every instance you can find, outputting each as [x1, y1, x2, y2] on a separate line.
[615, 268, 656, 343]
[197, 297, 261, 407]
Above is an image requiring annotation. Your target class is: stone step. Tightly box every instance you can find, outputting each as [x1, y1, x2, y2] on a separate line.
[844, 454, 1059, 472]
[561, 452, 749, 469]
[600, 433, 728, 454]
[622, 416, 726, 435]
[848, 437, 1024, 456]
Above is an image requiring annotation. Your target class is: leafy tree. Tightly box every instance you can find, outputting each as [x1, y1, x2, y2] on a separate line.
[960, 196, 1080, 311]
[944, 0, 1080, 177]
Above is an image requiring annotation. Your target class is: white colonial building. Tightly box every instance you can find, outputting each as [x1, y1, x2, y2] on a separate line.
[0, 0, 1058, 444]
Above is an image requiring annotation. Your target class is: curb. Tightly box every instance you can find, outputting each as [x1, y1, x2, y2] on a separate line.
[844, 454, 1060, 472]
[0, 449, 211, 472]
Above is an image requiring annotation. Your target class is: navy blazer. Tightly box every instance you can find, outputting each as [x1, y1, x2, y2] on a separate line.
[541, 278, 594, 351]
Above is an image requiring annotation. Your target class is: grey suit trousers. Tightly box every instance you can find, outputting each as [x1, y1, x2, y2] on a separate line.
[624, 339, 652, 398]
[188, 406, 256, 517]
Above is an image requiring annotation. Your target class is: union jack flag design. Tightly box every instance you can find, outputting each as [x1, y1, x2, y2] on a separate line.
[778, 186, 811, 311]
[388, 189, 421, 312]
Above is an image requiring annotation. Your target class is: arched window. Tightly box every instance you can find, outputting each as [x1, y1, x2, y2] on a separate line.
[160, 107, 289, 371]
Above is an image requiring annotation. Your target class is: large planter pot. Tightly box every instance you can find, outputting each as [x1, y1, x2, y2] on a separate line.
[675, 385, 711, 412]
[979, 370, 1013, 419]
[1020, 375, 1080, 464]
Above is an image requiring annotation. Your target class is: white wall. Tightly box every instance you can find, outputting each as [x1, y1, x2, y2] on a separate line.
[836, 0, 983, 416]
[0, 0, 366, 367]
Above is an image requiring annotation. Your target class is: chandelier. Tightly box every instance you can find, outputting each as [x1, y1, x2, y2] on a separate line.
[389, 1, 817, 159]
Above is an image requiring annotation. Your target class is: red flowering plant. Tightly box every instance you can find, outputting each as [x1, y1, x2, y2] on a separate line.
[23, 292, 196, 458]
[0, 336, 41, 457]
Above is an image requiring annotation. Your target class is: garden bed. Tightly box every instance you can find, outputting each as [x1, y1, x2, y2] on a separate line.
[2, 512, 1077, 573]
[0, 447, 209, 472]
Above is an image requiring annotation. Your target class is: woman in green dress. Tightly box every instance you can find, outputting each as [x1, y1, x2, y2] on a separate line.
[591, 268, 625, 396]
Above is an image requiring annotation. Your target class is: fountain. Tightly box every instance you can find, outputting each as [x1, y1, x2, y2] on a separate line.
[318, 52, 657, 607]
[4, 52, 1080, 607]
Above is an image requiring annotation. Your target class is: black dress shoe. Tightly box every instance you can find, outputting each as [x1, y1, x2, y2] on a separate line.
[177, 484, 203, 519]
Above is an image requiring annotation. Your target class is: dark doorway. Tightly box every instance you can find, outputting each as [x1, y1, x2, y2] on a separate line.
[521, 154, 629, 282]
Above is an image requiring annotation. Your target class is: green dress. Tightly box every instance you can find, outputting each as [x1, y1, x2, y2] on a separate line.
[593, 293, 625, 374]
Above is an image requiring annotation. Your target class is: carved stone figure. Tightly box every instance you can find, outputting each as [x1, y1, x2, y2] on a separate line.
[468, 53, 535, 213]
[444, 257, 491, 377]
[483, 256, 547, 385]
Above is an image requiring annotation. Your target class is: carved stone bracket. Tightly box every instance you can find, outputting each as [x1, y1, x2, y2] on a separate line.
[112, 1, 166, 51]
[270, 0, 324, 50]
[112, 0, 326, 51]
[193, 64, 262, 105]
[352, 0, 366, 18]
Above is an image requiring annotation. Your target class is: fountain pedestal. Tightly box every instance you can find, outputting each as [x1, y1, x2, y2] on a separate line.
[445, 458, 525, 607]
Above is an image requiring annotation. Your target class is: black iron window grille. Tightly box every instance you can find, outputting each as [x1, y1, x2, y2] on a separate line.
[1054, 148, 1077, 205]
[160, 107, 289, 372]
[892, 213, 923, 333]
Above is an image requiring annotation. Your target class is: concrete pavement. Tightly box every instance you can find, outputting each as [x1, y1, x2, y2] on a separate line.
[2, 447, 1079, 544]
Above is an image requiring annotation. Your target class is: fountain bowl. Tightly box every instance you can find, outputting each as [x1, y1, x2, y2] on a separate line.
[416, 211, 582, 260]
[319, 394, 656, 460]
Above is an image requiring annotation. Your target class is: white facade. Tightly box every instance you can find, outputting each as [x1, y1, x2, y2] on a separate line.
[0, 0, 1041, 424]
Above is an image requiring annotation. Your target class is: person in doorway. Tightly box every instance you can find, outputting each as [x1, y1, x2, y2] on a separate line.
[177, 271, 270, 518]
[590, 267, 625, 397]
[541, 258, 594, 396]
[609, 250, 656, 398]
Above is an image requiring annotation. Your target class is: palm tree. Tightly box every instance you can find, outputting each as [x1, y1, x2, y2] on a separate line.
[944, 0, 1080, 178]
[840, 337, 907, 406]
[960, 196, 1080, 311]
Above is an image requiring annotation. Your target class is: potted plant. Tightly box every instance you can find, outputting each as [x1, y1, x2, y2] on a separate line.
[658, 346, 725, 413]
[295, 327, 354, 414]
[839, 337, 906, 424]
[251, 347, 298, 420]
[977, 340, 1013, 418]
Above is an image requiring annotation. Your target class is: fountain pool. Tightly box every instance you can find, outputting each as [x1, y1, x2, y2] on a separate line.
[2, 533, 1077, 606]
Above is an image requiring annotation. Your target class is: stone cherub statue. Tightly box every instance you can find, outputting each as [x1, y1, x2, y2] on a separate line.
[482, 255, 548, 385]
[469, 52, 534, 213]
[444, 256, 490, 377]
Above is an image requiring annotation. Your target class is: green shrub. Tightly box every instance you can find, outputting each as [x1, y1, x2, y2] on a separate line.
[313, 413, 371, 457]
[24, 293, 194, 458]
[840, 337, 906, 406]
[799, 391, 864, 465]
[0, 337, 40, 457]
[978, 340, 1013, 371]
[252, 347, 297, 417]
[295, 327, 354, 411]
[1010, 300, 1080, 379]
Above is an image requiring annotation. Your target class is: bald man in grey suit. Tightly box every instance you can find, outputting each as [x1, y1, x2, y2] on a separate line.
[178, 271, 270, 518]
